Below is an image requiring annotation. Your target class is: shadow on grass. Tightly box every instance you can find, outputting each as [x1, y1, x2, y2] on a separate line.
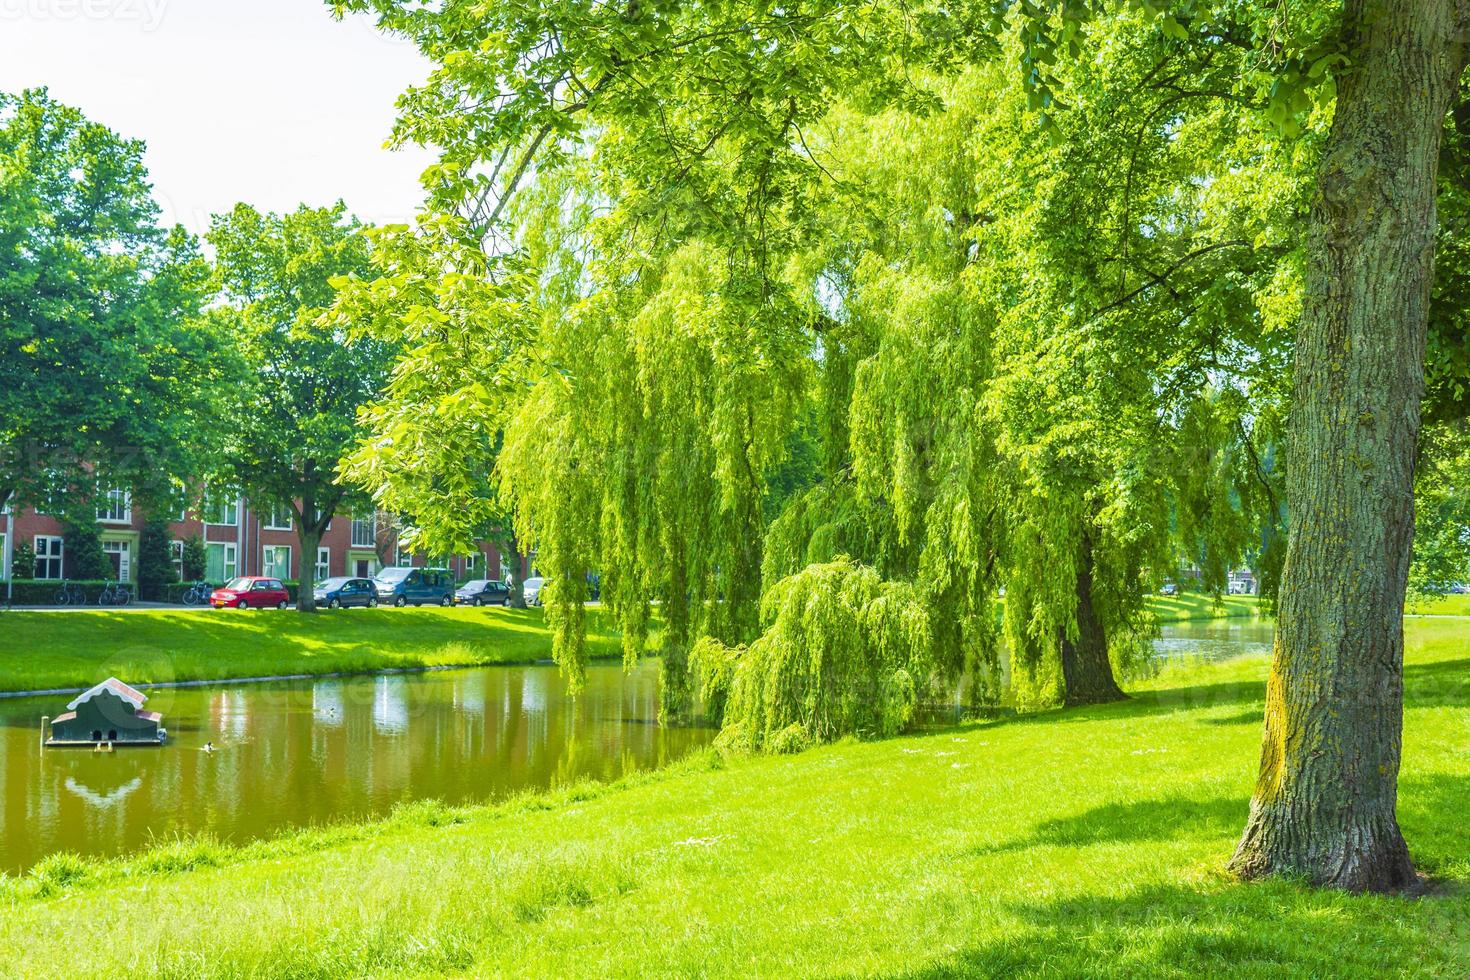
[960, 795, 1247, 859]
[873, 878, 1469, 978]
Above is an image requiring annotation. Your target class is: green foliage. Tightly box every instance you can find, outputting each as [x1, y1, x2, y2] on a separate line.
[1410, 425, 1470, 598]
[61, 521, 110, 581]
[331, 215, 529, 575]
[10, 542, 34, 581]
[0, 88, 222, 514]
[180, 536, 208, 582]
[208, 202, 393, 610]
[701, 558, 932, 752]
[136, 519, 175, 601]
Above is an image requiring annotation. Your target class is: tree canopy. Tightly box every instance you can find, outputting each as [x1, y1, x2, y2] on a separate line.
[0, 88, 222, 517]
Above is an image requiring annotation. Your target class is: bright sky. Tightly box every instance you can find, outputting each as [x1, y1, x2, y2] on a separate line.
[0, 0, 438, 233]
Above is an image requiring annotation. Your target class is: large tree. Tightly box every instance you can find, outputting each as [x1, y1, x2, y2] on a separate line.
[208, 203, 392, 613]
[0, 88, 220, 517]
[340, 0, 1470, 890]
[330, 217, 536, 607]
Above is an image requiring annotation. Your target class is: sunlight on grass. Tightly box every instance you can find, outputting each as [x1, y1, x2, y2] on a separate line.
[2, 617, 1465, 976]
[0, 607, 628, 693]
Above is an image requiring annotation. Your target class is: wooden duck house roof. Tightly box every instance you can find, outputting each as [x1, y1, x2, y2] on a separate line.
[66, 678, 147, 711]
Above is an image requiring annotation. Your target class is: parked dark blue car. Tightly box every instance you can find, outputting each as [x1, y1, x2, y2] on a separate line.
[455, 579, 511, 606]
[313, 577, 379, 609]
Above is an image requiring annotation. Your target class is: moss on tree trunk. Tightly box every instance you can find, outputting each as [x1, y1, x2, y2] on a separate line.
[1230, 0, 1469, 893]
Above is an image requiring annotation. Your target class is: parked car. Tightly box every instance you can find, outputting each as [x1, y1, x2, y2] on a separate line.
[314, 577, 379, 609]
[374, 567, 457, 607]
[522, 576, 546, 606]
[211, 577, 291, 610]
[1159, 581, 1179, 596]
[456, 579, 511, 606]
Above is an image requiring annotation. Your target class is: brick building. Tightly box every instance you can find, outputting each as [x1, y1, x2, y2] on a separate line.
[0, 489, 528, 586]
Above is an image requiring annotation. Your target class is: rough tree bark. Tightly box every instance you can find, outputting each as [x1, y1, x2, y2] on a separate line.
[296, 523, 323, 613]
[1059, 533, 1126, 707]
[1230, 0, 1470, 893]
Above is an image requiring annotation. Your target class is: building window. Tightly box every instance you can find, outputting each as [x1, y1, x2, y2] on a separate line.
[0, 530, 7, 580]
[351, 516, 377, 548]
[171, 540, 185, 582]
[96, 488, 132, 524]
[396, 542, 414, 566]
[264, 503, 293, 531]
[34, 535, 64, 580]
[206, 542, 237, 583]
[315, 547, 330, 581]
[205, 493, 239, 527]
[263, 545, 292, 580]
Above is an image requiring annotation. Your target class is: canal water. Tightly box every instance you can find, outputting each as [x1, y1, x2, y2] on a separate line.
[0, 620, 1273, 874]
[0, 660, 711, 874]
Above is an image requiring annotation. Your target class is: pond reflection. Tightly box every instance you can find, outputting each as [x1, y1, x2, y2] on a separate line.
[0, 660, 710, 873]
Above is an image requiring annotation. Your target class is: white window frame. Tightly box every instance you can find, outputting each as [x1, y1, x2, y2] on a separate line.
[351, 516, 377, 548]
[0, 529, 7, 580]
[263, 545, 292, 580]
[96, 488, 132, 524]
[264, 503, 294, 532]
[315, 547, 330, 581]
[171, 540, 185, 582]
[34, 535, 64, 581]
[207, 542, 238, 582]
[396, 542, 414, 566]
[205, 494, 240, 527]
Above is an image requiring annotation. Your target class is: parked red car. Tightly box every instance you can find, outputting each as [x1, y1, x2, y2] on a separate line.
[211, 577, 292, 610]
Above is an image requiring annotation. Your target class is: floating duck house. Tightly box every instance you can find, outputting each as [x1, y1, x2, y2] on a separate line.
[47, 678, 166, 747]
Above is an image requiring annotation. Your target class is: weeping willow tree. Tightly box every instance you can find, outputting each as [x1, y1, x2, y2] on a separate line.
[696, 558, 932, 753]
[963, 21, 1297, 708]
[338, 2, 1294, 741]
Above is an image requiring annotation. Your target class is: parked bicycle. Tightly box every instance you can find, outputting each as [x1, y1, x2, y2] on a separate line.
[54, 581, 87, 606]
[181, 580, 213, 606]
[97, 581, 132, 606]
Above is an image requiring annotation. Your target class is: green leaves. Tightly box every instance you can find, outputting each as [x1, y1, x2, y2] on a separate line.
[0, 88, 220, 515]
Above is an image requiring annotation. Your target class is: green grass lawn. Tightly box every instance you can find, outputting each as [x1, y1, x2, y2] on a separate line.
[0, 594, 1265, 696]
[4, 615, 1465, 977]
[0, 606, 628, 694]
[1148, 592, 1264, 623]
[1407, 593, 1470, 617]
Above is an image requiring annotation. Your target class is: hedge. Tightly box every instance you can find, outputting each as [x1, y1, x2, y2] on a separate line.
[3, 580, 306, 606]
[2, 580, 135, 606]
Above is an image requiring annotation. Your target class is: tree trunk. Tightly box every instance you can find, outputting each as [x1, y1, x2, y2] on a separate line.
[506, 537, 527, 609]
[297, 525, 321, 613]
[1059, 533, 1126, 707]
[1231, 0, 1468, 893]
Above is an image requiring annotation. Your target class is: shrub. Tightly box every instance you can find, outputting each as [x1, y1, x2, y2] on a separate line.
[136, 519, 175, 601]
[180, 536, 208, 582]
[11, 541, 34, 580]
[5, 580, 118, 605]
[63, 521, 112, 580]
[698, 558, 932, 753]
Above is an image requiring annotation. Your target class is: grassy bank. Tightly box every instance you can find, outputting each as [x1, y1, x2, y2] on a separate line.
[0, 606, 628, 694]
[1149, 592, 1263, 623]
[1407, 593, 1470, 617]
[0, 595, 1264, 696]
[4, 616, 1465, 977]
